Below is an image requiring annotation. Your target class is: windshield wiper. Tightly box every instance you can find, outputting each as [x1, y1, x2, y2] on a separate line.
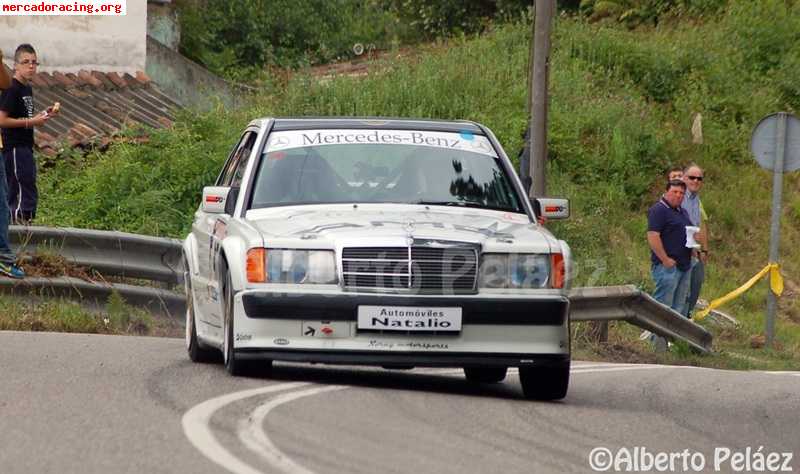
[412, 200, 521, 213]
[413, 200, 486, 209]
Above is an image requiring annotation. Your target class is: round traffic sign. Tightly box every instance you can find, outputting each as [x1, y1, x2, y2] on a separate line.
[750, 112, 800, 172]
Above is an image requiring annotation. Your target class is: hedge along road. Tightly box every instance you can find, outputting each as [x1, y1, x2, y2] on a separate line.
[0, 331, 797, 474]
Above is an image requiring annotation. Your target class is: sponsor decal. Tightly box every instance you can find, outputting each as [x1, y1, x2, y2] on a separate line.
[379, 308, 446, 318]
[235, 333, 252, 341]
[370, 317, 452, 329]
[273, 338, 290, 346]
[269, 136, 291, 150]
[367, 340, 449, 350]
[264, 129, 498, 157]
[368, 340, 394, 349]
[396, 342, 449, 350]
[358, 306, 462, 332]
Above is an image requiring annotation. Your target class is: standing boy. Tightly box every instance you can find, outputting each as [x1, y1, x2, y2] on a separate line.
[0, 48, 18, 277]
[0, 44, 57, 225]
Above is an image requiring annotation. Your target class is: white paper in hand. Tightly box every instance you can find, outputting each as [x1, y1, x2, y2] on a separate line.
[685, 226, 701, 248]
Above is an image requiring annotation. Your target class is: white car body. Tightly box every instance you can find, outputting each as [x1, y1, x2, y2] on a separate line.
[184, 118, 573, 399]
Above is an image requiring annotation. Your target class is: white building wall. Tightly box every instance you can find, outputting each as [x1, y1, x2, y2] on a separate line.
[0, 1, 146, 74]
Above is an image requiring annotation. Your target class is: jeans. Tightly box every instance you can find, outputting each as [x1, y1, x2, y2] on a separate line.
[0, 151, 15, 264]
[683, 257, 705, 317]
[652, 262, 691, 316]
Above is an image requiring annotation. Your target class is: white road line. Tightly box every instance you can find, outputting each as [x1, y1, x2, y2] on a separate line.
[764, 371, 800, 377]
[182, 382, 310, 474]
[233, 364, 675, 474]
[571, 365, 673, 374]
[238, 386, 346, 474]
[571, 363, 635, 369]
[184, 362, 677, 474]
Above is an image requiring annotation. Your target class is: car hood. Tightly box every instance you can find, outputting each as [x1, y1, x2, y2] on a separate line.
[245, 204, 559, 253]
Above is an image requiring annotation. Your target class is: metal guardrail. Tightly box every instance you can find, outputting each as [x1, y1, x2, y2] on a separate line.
[2, 227, 713, 352]
[2, 226, 185, 318]
[9, 225, 183, 283]
[569, 285, 713, 354]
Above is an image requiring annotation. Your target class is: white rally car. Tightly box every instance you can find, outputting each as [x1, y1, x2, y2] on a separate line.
[183, 118, 573, 400]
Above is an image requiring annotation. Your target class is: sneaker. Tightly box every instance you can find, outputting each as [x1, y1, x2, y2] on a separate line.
[0, 262, 25, 279]
[639, 330, 652, 341]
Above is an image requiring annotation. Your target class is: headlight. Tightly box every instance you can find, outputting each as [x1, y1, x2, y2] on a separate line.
[478, 253, 550, 289]
[247, 249, 338, 284]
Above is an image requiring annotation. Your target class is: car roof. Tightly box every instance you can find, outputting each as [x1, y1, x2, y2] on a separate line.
[262, 117, 486, 134]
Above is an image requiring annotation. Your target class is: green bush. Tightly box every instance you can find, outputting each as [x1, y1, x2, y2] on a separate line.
[177, 0, 534, 79]
[565, 24, 692, 102]
[382, 0, 530, 39]
[723, 0, 800, 74]
[774, 46, 800, 111]
[37, 107, 243, 236]
[178, 0, 407, 77]
[579, 0, 727, 26]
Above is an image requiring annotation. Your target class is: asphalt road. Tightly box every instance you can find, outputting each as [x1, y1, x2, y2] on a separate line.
[0, 331, 798, 474]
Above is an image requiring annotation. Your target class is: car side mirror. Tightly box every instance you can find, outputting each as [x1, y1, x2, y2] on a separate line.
[533, 197, 570, 220]
[202, 186, 231, 214]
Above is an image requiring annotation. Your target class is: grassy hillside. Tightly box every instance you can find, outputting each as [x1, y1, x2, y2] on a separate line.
[35, 1, 800, 365]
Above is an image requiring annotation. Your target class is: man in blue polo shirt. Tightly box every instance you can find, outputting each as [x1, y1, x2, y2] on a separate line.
[647, 180, 693, 314]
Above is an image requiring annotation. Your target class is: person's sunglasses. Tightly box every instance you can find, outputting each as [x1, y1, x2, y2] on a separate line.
[687, 176, 704, 182]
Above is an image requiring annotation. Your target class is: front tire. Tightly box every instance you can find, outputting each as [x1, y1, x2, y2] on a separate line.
[185, 258, 216, 363]
[464, 367, 508, 384]
[221, 267, 270, 376]
[519, 362, 570, 400]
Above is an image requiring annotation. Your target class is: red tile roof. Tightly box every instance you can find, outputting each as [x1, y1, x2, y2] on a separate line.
[2, 64, 181, 155]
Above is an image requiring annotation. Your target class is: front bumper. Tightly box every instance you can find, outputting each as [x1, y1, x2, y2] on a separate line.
[232, 289, 571, 362]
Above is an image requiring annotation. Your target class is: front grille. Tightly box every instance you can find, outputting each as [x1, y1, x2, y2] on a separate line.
[342, 245, 478, 294]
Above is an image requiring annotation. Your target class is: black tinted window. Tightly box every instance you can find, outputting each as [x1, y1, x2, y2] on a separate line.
[249, 130, 523, 213]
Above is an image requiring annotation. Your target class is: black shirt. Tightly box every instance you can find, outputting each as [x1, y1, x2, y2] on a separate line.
[0, 78, 35, 148]
[647, 197, 693, 271]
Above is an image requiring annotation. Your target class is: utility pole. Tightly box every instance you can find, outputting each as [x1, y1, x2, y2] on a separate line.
[529, 0, 555, 198]
[519, 7, 537, 193]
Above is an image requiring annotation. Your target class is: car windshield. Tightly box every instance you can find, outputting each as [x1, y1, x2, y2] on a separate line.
[249, 129, 524, 212]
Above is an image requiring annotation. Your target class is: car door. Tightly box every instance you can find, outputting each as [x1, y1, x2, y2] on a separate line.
[205, 130, 258, 324]
[193, 130, 257, 325]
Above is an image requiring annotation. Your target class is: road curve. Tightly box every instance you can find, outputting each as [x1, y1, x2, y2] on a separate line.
[0, 331, 797, 474]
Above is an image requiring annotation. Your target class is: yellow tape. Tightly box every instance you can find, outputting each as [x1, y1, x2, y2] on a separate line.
[695, 263, 783, 321]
